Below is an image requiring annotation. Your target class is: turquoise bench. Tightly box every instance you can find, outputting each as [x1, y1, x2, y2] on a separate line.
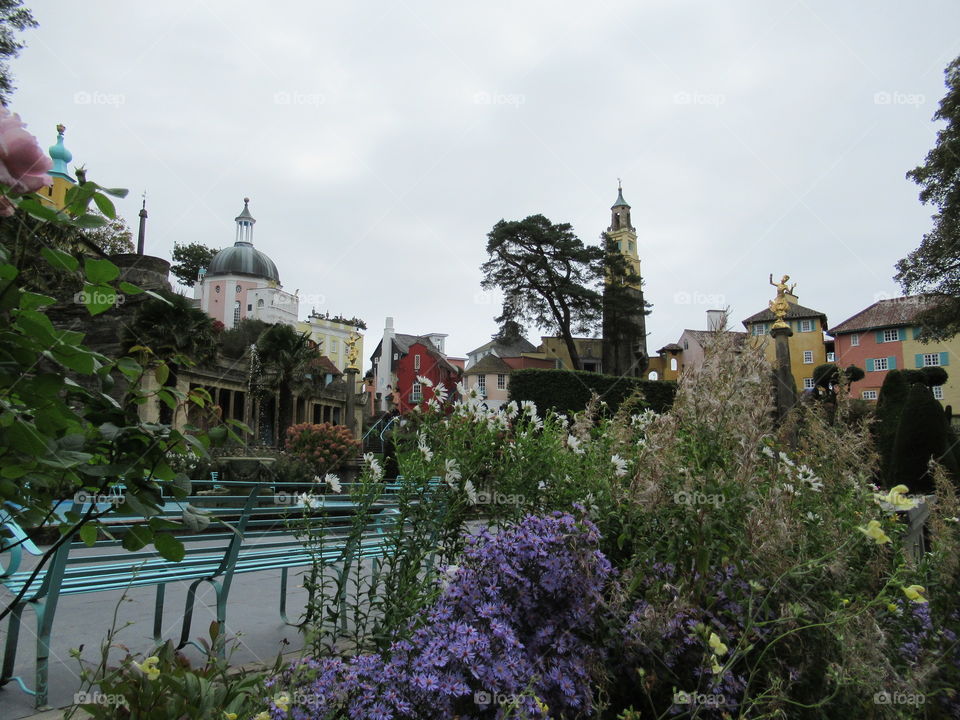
[0, 477, 435, 708]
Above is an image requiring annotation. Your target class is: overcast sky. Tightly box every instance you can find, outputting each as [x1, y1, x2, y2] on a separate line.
[10, 2, 960, 370]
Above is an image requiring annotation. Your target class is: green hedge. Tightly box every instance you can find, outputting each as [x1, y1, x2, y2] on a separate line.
[508, 368, 676, 416]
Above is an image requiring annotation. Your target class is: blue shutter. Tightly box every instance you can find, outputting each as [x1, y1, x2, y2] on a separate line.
[915, 354, 924, 368]
[875, 331, 885, 344]
[866, 358, 875, 372]
[913, 327, 921, 340]
[898, 328, 907, 341]
[888, 356, 896, 370]
[941, 352, 950, 367]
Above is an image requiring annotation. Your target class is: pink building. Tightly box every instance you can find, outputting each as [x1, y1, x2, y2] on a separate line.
[829, 299, 912, 400]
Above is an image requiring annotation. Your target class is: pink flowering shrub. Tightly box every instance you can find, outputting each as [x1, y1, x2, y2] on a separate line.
[284, 422, 359, 476]
[0, 107, 52, 215]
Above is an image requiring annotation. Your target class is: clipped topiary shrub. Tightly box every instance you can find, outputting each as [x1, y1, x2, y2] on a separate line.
[507, 368, 675, 416]
[921, 365, 949, 387]
[284, 422, 359, 476]
[888, 383, 959, 492]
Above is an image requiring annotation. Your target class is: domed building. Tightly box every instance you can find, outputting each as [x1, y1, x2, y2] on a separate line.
[195, 198, 299, 329]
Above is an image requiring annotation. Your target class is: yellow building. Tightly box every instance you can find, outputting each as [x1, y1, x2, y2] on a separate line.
[298, 312, 365, 374]
[901, 329, 959, 412]
[533, 336, 605, 372]
[742, 293, 828, 393]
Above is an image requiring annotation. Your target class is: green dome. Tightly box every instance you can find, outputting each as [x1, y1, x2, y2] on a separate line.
[48, 124, 73, 179]
[207, 243, 280, 282]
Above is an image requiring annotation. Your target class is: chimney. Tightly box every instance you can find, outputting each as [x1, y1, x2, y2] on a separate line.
[706, 309, 727, 331]
[136, 195, 148, 255]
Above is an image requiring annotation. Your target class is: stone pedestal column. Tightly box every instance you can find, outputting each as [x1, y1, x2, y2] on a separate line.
[345, 367, 360, 439]
[770, 326, 798, 425]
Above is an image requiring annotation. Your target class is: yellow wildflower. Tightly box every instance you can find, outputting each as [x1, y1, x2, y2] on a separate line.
[857, 519, 891, 544]
[223, 714, 237, 720]
[887, 603, 898, 612]
[902, 585, 927, 603]
[274, 693, 291, 712]
[708, 632, 728, 656]
[253, 713, 270, 720]
[880, 485, 918, 511]
[710, 654, 723, 674]
[131, 656, 160, 681]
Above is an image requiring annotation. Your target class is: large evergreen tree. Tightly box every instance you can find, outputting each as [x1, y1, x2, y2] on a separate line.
[171, 241, 219, 287]
[0, 0, 36, 104]
[896, 55, 960, 339]
[481, 215, 604, 370]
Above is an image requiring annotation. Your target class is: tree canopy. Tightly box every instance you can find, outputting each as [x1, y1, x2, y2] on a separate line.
[896, 54, 960, 339]
[0, 0, 36, 104]
[171, 241, 219, 287]
[481, 215, 604, 370]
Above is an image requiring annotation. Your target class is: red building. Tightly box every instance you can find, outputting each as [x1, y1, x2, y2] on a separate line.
[370, 323, 460, 413]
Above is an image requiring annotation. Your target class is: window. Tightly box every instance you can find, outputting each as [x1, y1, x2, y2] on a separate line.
[803, 350, 814, 364]
[628, 240, 635, 253]
[257, 299, 264, 307]
[233, 302, 241, 326]
[410, 382, 422, 402]
[215, 285, 221, 294]
[751, 323, 767, 336]
[933, 386, 944, 400]
[670, 358, 678, 371]
[874, 357, 889, 371]
[393, 353, 398, 360]
[247, 304, 252, 311]
[803, 378, 815, 390]
[477, 375, 486, 394]
[648, 370, 659, 380]
[414, 354, 421, 370]
[235, 285, 242, 294]
[683, 339, 689, 350]
[497, 374, 506, 390]
[923, 353, 941, 367]
[882, 329, 900, 343]
[862, 390, 878, 400]
[800, 319, 813, 332]
[331, 339, 338, 352]
[850, 334, 860, 347]
[826, 352, 835, 362]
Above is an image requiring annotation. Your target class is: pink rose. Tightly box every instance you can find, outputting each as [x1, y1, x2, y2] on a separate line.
[0, 107, 52, 215]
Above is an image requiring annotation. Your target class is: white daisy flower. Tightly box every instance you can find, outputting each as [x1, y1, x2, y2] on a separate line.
[566, 434, 585, 455]
[611, 454, 629, 478]
[416, 375, 434, 388]
[444, 458, 461, 485]
[324, 473, 342, 494]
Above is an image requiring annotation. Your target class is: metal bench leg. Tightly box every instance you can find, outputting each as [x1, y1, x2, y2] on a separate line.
[34, 599, 56, 708]
[0, 602, 23, 686]
[179, 578, 227, 658]
[153, 584, 166, 643]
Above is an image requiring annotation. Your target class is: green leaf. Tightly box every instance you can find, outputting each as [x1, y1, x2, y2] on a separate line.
[8, 422, 50, 456]
[41, 248, 79, 273]
[121, 525, 152, 551]
[100, 187, 129, 198]
[20, 292, 56, 310]
[78, 523, 98, 547]
[154, 363, 170, 385]
[80, 283, 118, 316]
[154, 533, 185, 562]
[181, 504, 211, 532]
[157, 389, 178, 411]
[116, 356, 142, 380]
[92, 193, 116, 219]
[17, 197, 62, 222]
[73, 213, 108, 229]
[83, 258, 120, 284]
[118, 281, 144, 295]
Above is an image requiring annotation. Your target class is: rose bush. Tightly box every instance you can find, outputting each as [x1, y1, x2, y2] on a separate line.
[284, 422, 359, 477]
[0, 106, 52, 215]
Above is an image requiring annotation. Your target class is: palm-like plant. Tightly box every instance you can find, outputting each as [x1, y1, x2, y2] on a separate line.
[122, 291, 219, 424]
[256, 323, 320, 445]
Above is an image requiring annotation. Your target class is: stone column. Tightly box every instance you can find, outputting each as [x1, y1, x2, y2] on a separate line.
[345, 367, 359, 438]
[770, 325, 798, 425]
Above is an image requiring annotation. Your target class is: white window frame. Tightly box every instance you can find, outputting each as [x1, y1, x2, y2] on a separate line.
[802, 350, 813, 364]
[752, 323, 767, 336]
[496, 373, 506, 390]
[826, 352, 835, 362]
[874, 357, 889, 371]
[477, 375, 486, 394]
[862, 390, 878, 400]
[923, 353, 941, 367]
[410, 382, 422, 402]
[933, 386, 944, 400]
[850, 334, 860, 347]
[803, 378, 815, 390]
[800, 319, 813, 332]
[883, 328, 899, 343]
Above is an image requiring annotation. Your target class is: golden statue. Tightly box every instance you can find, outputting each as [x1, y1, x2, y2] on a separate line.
[345, 331, 361, 371]
[768, 274, 796, 329]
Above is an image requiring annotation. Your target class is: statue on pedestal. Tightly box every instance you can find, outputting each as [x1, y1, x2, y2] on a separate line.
[768, 274, 796, 329]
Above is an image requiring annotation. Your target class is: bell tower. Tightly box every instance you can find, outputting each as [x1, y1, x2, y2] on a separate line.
[602, 181, 648, 376]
